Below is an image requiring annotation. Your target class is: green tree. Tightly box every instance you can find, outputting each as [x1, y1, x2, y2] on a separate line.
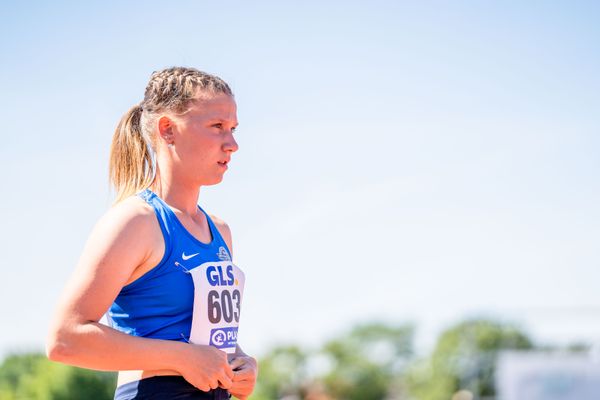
[0, 352, 117, 400]
[251, 322, 414, 400]
[320, 322, 414, 400]
[251, 345, 310, 400]
[405, 319, 533, 400]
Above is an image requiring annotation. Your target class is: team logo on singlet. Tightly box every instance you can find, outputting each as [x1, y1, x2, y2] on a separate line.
[217, 246, 231, 261]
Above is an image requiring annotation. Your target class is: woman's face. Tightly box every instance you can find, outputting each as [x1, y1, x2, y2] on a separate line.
[165, 93, 239, 186]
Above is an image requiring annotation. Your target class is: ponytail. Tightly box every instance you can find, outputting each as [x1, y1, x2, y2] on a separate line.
[108, 67, 232, 203]
[109, 105, 154, 203]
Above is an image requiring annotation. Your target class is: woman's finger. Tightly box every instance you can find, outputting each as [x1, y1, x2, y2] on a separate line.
[232, 367, 254, 381]
[219, 372, 233, 389]
[229, 356, 247, 371]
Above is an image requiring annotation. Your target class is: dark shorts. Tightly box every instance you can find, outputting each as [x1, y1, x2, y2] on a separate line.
[114, 375, 231, 400]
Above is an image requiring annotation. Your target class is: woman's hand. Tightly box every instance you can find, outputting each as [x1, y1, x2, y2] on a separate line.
[178, 344, 234, 392]
[227, 355, 258, 400]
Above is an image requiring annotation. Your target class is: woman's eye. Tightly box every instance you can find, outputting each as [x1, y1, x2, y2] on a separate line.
[213, 123, 223, 129]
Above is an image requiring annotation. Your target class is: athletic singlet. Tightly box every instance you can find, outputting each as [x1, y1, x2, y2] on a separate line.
[107, 189, 245, 353]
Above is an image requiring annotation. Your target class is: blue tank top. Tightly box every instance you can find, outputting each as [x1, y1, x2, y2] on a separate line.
[107, 189, 244, 349]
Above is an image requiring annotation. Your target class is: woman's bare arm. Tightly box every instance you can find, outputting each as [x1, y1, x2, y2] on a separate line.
[47, 198, 233, 391]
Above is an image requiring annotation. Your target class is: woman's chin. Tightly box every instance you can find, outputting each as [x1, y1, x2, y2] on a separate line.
[200, 175, 225, 187]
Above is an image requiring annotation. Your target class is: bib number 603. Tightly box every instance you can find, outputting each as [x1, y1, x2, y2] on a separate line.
[207, 289, 241, 323]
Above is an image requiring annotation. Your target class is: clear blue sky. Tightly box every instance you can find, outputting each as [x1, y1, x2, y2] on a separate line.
[1, 1, 599, 358]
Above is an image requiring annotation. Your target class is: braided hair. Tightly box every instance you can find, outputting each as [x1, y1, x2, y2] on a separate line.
[109, 67, 233, 202]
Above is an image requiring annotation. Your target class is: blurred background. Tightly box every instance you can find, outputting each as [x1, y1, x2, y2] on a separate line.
[1, 1, 599, 399]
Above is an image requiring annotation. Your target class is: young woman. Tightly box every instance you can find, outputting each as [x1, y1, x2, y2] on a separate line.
[47, 67, 257, 400]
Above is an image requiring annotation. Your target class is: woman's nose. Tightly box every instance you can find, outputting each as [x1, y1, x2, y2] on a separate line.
[224, 131, 239, 153]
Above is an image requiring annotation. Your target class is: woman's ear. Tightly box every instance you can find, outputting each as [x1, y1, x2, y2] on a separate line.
[157, 116, 175, 145]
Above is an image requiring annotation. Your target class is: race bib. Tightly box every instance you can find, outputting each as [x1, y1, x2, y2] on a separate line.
[188, 261, 245, 353]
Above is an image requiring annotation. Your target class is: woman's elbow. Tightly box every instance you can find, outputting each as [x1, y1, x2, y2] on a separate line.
[46, 336, 67, 362]
[46, 326, 76, 363]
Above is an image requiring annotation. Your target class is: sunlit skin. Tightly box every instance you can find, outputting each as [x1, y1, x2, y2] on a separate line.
[144, 94, 256, 398]
[130, 94, 256, 398]
[46, 92, 257, 399]
[152, 93, 240, 215]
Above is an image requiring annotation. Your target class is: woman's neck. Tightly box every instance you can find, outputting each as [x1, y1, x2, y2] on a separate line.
[150, 170, 201, 217]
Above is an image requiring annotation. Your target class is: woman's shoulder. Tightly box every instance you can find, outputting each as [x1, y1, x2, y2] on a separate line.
[72, 195, 164, 292]
[112, 194, 155, 216]
[208, 213, 230, 231]
[96, 195, 160, 238]
[208, 213, 233, 254]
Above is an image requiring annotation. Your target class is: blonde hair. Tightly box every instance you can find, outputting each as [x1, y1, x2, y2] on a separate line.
[109, 67, 233, 202]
